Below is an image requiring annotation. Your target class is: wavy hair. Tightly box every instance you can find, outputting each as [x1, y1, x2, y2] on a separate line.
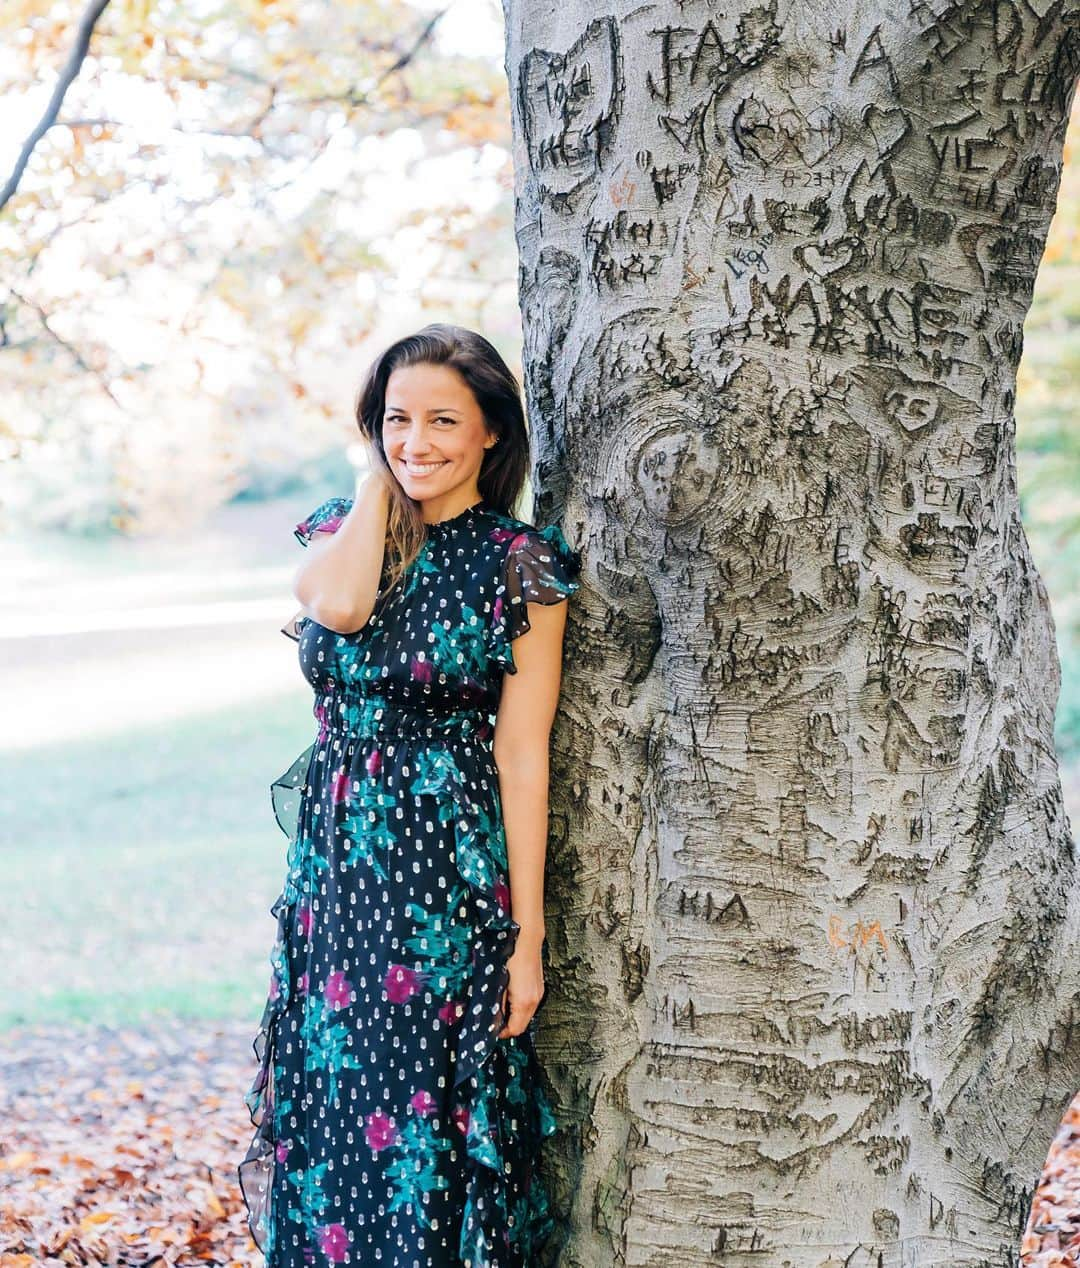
[354, 322, 530, 592]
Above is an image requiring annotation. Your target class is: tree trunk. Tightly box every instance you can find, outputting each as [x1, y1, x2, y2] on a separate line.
[501, 3, 1080, 1263]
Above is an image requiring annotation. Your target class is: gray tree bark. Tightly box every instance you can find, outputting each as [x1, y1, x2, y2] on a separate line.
[501, 3, 1080, 1264]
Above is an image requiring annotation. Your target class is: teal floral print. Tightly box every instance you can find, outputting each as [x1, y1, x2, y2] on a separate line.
[239, 496, 582, 1267]
[338, 765, 398, 883]
[299, 980, 364, 1107]
[402, 884, 474, 1003]
[385, 1108, 454, 1228]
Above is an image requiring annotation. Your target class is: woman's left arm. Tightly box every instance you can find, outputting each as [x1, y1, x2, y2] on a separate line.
[492, 596, 571, 1039]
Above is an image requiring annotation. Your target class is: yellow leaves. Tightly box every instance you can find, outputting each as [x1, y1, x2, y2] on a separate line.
[184, 1183, 226, 1219]
[287, 308, 319, 341]
[214, 267, 249, 310]
[235, 0, 289, 33]
[104, 0, 155, 68]
[122, 0, 155, 29]
[300, 230, 324, 266]
[115, 43, 149, 75]
[440, 104, 508, 147]
[78, 1211, 117, 1231]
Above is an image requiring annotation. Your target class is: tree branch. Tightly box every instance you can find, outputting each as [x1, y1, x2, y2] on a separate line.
[0, 0, 113, 214]
[9, 287, 122, 408]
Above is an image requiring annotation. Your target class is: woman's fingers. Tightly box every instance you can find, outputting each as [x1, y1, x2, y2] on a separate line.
[497, 987, 542, 1039]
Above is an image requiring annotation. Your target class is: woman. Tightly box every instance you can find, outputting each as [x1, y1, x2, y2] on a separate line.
[238, 323, 582, 1268]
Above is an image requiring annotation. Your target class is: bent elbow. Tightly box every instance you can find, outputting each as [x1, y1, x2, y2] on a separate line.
[299, 596, 374, 635]
[325, 604, 375, 635]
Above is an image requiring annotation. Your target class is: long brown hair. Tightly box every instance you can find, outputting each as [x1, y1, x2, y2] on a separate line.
[354, 323, 530, 592]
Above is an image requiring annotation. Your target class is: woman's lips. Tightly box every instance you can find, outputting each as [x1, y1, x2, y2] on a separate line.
[400, 459, 449, 477]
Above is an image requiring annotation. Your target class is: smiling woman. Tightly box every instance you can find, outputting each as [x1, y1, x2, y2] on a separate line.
[238, 323, 584, 1268]
[380, 362, 500, 523]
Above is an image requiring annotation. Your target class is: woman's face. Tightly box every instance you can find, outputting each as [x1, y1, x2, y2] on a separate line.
[381, 362, 496, 511]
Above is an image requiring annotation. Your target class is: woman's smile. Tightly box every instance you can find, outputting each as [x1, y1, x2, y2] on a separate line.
[400, 457, 449, 477]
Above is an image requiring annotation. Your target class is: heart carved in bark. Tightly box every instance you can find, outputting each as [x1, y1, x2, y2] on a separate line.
[797, 239, 857, 277]
[862, 103, 912, 162]
[732, 94, 842, 168]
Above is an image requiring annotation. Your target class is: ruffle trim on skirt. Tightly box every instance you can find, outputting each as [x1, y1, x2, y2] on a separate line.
[238, 733, 558, 1266]
[409, 745, 559, 1265]
[237, 738, 318, 1258]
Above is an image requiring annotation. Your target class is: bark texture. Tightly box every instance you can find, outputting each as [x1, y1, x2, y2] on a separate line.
[501, 3, 1080, 1264]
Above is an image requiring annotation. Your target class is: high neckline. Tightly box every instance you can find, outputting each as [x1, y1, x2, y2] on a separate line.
[424, 499, 486, 531]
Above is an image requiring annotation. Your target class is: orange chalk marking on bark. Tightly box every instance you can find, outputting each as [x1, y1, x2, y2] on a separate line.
[610, 173, 636, 205]
[828, 915, 890, 953]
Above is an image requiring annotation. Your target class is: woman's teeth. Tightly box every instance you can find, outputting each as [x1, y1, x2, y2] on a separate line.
[403, 460, 448, 475]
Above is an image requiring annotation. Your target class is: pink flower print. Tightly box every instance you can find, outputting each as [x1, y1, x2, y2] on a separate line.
[296, 904, 313, 938]
[450, 1102, 469, 1135]
[364, 1109, 399, 1151]
[365, 746, 382, 778]
[330, 767, 350, 804]
[411, 655, 433, 683]
[275, 1138, 292, 1163]
[324, 970, 355, 1010]
[316, 1223, 351, 1262]
[438, 998, 465, 1025]
[494, 877, 511, 915]
[384, 963, 423, 1004]
[268, 971, 280, 1002]
[492, 594, 503, 624]
[297, 970, 310, 996]
[410, 1089, 436, 1116]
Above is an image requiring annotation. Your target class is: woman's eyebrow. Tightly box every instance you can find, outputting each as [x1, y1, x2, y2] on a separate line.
[384, 405, 462, 414]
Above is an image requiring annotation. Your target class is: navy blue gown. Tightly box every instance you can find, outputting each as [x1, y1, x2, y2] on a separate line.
[238, 495, 582, 1267]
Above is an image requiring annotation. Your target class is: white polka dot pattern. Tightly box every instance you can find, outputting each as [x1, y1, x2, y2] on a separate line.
[238, 496, 582, 1267]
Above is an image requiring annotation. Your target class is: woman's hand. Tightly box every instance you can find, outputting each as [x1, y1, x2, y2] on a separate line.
[292, 472, 390, 633]
[496, 934, 546, 1039]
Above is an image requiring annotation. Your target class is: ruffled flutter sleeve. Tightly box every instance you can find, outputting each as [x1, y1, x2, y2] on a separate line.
[281, 495, 354, 641]
[293, 495, 354, 546]
[490, 522, 582, 675]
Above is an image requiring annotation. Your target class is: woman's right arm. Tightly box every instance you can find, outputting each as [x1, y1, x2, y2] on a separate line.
[292, 471, 392, 634]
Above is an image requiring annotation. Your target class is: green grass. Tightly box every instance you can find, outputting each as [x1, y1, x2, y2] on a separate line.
[1, 686, 316, 1029]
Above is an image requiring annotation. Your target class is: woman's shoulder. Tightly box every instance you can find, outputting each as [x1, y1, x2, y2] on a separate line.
[480, 505, 565, 545]
[480, 505, 582, 588]
[481, 505, 535, 539]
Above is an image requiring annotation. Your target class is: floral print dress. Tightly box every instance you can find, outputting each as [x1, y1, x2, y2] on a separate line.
[238, 495, 582, 1268]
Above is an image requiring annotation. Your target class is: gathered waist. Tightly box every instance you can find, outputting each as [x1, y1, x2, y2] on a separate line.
[313, 684, 494, 744]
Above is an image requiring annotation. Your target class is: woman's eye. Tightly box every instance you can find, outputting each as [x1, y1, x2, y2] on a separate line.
[384, 416, 456, 425]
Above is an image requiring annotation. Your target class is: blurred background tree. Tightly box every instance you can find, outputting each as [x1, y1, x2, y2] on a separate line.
[1017, 106, 1080, 760]
[0, 0, 516, 534]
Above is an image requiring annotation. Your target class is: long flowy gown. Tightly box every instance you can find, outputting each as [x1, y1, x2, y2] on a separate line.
[238, 494, 582, 1268]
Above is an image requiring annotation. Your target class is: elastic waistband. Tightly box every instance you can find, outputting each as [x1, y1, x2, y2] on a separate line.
[313, 686, 493, 743]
